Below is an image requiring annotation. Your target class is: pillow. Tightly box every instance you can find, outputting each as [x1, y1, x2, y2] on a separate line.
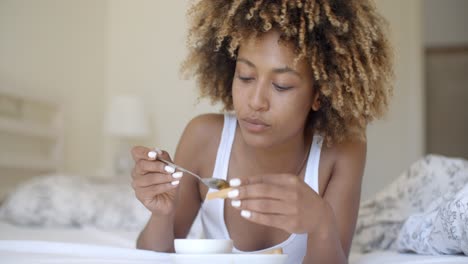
[396, 182, 468, 255]
[352, 154, 468, 253]
[0, 174, 151, 231]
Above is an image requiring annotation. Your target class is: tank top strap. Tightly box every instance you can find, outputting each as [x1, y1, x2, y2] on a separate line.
[201, 113, 237, 240]
[211, 113, 237, 181]
[303, 135, 323, 194]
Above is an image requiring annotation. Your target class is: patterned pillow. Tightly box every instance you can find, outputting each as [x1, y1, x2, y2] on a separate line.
[0, 175, 151, 230]
[396, 182, 468, 255]
[352, 155, 468, 253]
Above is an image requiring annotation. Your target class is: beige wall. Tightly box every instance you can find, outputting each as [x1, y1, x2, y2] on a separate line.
[362, 0, 424, 199]
[104, 0, 220, 156]
[0, 0, 107, 175]
[1, 0, 424, 200]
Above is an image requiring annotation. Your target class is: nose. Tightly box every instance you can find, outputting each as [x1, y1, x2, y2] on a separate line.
[248, 80, 270, 112]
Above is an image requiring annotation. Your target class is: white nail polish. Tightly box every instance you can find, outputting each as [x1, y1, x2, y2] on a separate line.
[172, 172, 183, 178]
[229, 178, 241, 187]
[171, 180, 180, 186]
[164, 165, 175, 173]
[228, 189, 239, 198]
[241, 210, 251, 218]
[154, 148, 163, 155]
[148, 151, 157, 159]
[231, 200, 241, 208]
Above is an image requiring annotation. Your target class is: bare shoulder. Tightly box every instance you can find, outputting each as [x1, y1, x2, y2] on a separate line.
[320, 139, 367, 195]
[329, 139, 367, 163]
[174, 113, 224, 173]
[184, 113, 224, 141]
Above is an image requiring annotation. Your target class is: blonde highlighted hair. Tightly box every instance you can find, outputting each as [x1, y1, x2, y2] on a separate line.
[181, 0, 393, 144]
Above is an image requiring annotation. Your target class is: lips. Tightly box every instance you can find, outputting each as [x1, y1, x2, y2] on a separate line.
[241, 117, 270, 133]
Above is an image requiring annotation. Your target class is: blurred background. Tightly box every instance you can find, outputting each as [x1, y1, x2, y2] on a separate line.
[0, 0, 467, 201]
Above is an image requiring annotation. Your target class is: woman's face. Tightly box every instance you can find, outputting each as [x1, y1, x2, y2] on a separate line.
[232, 30, 316, 149]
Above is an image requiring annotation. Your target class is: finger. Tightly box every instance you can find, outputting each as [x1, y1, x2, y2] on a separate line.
[135, 181, 180, 200]
[229, 174, 301, 188]
[135, 159, 177, 175]
[238, 210, 293, 231]
[153, 148, 173, 162]
[228, 184, 297, 201]
[131, 146, 171, 162]
[132, 171, 183, 188]
[230, 199, 296, 215]
[131, 146, 154, 162]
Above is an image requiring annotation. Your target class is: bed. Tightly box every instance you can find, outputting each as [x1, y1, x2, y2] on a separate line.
[0, 89, 466, 263]
[0, 88, 64, 200]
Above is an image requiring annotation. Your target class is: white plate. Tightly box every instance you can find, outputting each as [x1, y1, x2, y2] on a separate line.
[172, 253, 288, 264]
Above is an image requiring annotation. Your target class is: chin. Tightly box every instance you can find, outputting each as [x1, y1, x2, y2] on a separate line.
[239, 127, 275, 149]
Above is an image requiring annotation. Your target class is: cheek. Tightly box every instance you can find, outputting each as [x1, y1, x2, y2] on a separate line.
[274, 92, 312, 113]
[271, 93, 312, 125]
[232, 80, 247, 107]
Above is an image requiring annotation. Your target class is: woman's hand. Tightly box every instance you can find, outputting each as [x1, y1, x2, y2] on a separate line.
[227, 174, 325, 234]
[131, 146, 183, 216]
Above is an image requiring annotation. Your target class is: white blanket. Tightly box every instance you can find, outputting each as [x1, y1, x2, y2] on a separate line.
[0, 240, 170, 264]
[354, 250, 468, 264]
[353, 155, 468, 253]
[396, 183, 468, 255]
[2, 240, 466, 264]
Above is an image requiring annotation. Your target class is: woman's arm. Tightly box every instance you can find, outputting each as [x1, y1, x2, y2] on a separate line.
[135, 114, 223, 251]
[303, 140, 366, 263]
[137, 212, 177, 252]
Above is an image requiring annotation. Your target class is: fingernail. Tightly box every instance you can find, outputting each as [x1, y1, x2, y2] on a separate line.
[164, 165, 175, 173]
[228, 189, 239, 198]
[172, 171, 183, 178]
[229, 178, 241, 187]
[148, 151, 157, 160]
[241, 210, 251, 218]
[231, 200, 241, 208]
[171, 180, 180, 186]
[154, 148, 163, 155]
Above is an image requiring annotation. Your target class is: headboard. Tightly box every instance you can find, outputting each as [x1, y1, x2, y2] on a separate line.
[0, 88, 64, 199]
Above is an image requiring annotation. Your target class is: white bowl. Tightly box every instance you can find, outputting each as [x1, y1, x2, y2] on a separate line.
[174, 239, 233, 254]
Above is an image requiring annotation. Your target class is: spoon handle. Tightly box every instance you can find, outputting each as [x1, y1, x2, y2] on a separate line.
[156, 157, 203, 181]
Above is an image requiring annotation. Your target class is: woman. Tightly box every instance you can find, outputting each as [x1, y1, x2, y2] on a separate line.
[131, 1, 393, 263]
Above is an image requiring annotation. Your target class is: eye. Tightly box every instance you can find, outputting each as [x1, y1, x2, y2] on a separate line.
[237, 75, 255, 82]
[273, 83, 293, 91]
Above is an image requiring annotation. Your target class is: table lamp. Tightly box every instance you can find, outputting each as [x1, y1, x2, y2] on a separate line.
[104, 95, 149, 178]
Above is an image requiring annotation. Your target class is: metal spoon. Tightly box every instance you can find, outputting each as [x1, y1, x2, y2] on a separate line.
[156, 157, 230, 190]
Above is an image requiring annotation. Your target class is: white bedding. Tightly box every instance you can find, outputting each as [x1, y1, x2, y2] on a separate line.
[0, 241, 170, 264]
[353, 155, 468, 253]
[0, 221, 171, 264]
[1, 159, 466, 264]
[352, 251, 468, 264]
[1, 221, 467, 264]
[0, 221, 139, 248]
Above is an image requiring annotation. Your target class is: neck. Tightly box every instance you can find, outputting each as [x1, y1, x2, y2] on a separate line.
[236, 128, 311, 176]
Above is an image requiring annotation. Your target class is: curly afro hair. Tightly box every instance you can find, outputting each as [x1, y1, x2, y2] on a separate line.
[181, 0, 393, 144]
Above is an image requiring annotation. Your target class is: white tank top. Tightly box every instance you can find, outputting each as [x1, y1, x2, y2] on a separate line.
[200, 113, 323, 264]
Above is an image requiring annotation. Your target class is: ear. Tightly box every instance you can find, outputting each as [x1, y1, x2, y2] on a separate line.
[311, 91, 321, 111]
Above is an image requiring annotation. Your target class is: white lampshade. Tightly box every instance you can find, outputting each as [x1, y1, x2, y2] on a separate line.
[105, 95, 149, 138]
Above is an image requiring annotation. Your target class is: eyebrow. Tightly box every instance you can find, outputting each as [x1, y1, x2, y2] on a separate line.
[236, 58, 302, 79]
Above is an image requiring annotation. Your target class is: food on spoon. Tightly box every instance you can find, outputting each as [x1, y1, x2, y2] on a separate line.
[205, 187, 234, 200]
[213, 179, 230, 190]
